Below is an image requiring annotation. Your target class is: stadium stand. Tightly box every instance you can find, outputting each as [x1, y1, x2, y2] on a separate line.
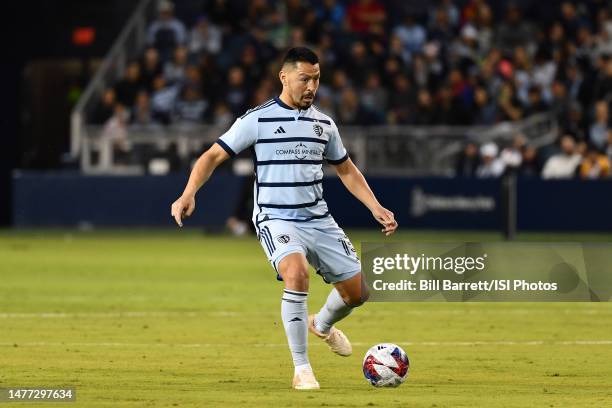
[80, 0, 612, 179]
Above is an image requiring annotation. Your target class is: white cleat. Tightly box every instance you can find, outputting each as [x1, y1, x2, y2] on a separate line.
[292, 368, 320, 390]
[308, 314, 352, 357]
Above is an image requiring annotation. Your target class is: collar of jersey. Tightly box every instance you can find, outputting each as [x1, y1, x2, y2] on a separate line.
[274, 96, 296, 111]
[274, 96, 312, 114]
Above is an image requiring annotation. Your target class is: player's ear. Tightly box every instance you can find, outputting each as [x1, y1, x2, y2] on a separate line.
[279, 70, 288, 87]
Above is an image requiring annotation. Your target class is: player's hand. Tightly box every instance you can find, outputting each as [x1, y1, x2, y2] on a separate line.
[171, 195, 196, 227]
[372, 206, 398, 236]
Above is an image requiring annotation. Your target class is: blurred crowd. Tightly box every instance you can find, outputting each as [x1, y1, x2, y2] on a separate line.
[91, 0, 612, 178]
[457, 132, 611, 180]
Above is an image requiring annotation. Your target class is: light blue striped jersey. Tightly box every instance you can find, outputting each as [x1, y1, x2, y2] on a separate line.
[216, 96, 349, 226]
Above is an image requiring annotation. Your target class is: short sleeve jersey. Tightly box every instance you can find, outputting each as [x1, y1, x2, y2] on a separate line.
[217, 97, 349, 226]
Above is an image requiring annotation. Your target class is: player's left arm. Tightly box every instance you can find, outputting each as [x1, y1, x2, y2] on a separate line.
[333, 158, 398, 236]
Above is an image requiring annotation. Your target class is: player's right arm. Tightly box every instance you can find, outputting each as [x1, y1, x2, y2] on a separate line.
[171, 143, 229, 227]
[170, 112, 259, 227]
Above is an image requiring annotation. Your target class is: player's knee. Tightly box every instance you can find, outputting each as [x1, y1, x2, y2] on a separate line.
[281, 263, 309, 286]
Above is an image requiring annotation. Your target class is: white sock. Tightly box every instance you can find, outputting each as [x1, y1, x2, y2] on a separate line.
[314, 288, 353, 334]
[281, 289, 309, 367]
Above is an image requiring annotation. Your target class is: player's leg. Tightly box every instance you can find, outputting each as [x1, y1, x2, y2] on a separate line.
[278, 252, 310, 371]
[278, 253, 319, 389]
[314, 271, 369, 334]
[300, 218, 363, 356]
[257, 220, 318, 389]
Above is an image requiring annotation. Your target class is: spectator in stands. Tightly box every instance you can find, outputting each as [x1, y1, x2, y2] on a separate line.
[497, 81, 523, 122]
[386, 74, 414, 124]
[541, 135, 582, 179]
[589, 100, 610, 150]
[519, 145, 541, 177]
[476, 142, 505, 178]
[393, 14, 426, 62]
[561, 102, 587, 141]
[595, 10, 612, 57]
[150, 75, 180, 125]
[315, 0, 346, 33]
[593, 58, 612, 102]
[174, 86, 208, 125]
[380, 56, 402, 89]
[330, 68, 350, 103]
[347, 41, 378, 85]
[450, 24, 480, 65]
[286, 0, 309, 29]
[224, 67, 249, 117]
[147, 0, 186, 62]
[428, 6, 454, 51]
[336, 87, 377, 125]
[501, 133, 527, 173]
[102, 103, 130, 159]
[140, 47, 162, 92]
[495, 4, 533, 53]
[579, 145, 611, 179]
[212, 103, 233, 128]
[131, 90, 160, 129]
[470, 86, 496, 125]
[187, 16, 222, 58]
[359, 72, 387, 124]
[411, 88, 437, 125]
[550, 80, 570, 123]
[524, 85, 550, 117]
[239, 45, 264, 85]
[183, 64, 203, 91]
[249, 24, 279, 65]
[314, 86, 335, 117]
[114, 61, 142, 107]
[163, 46, 188, 85]
[531, 48, 557, 103]
[564, 61, 585, 103]
[91, 88, 116, 125]
[346, 0, 386, 35]
[559, 1, 583, 40]
[411, 54, 429, 89]
[387, 35, 411, 67]
[475, 3, 494, 54]
[435, 86, 467, 125]
[432, 0, 460, 29]
[456, 142, 479, 177]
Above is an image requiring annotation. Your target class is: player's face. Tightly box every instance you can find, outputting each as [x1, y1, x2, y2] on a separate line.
[281, 62, 320, 109]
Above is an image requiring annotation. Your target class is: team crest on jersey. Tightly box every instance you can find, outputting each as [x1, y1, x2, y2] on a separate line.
[313, 124, 323, 137]
[277, 234, 291, 244]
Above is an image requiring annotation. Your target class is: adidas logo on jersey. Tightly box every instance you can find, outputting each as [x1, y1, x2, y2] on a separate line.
[274, 126, 287, 134]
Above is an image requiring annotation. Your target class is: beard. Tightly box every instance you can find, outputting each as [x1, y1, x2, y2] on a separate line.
[299, 94, 315, 109]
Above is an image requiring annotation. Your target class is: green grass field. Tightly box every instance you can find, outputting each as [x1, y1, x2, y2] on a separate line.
[1, 229, 611, 407]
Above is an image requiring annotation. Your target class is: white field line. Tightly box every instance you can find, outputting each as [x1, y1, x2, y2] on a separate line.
[1, 340, 611, 348]
[0, 309, 611, 319]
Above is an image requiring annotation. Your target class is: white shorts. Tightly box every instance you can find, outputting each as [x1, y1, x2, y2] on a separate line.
[256, 215, 361, 284]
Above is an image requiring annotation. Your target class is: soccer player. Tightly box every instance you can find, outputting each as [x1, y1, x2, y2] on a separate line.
[171, 47, 398, 390]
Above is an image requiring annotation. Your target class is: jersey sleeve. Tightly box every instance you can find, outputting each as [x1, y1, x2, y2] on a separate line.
[216, 115, 258, 157]
[323, 119, 349, 164]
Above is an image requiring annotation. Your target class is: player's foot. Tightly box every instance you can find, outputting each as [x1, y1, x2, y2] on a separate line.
[292, 368, 320, 390]
[308, 314, 352, 356]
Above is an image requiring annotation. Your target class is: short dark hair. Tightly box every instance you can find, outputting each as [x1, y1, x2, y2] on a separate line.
[282, 47, 319, 67]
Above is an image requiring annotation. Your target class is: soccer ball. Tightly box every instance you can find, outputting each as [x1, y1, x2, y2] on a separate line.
[362, 343, 409, 387]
